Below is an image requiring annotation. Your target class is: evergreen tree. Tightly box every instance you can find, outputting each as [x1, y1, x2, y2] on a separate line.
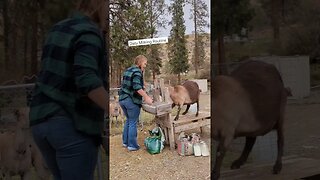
[110, 0, 150, 86]
[145, 0, 167, 81]
[0, 0, 74, 82]
[191, 34, 207, 71]
[260, 0, 284, 41]
[147, 45, 162, 81]
[188, 0, 209, 76]
[213, 0, 254, 75]
[168, 0, 189, 84]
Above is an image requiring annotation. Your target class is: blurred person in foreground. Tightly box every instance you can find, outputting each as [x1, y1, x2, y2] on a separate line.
[118, 55, 153, 151]
[29, 0, 108, 179]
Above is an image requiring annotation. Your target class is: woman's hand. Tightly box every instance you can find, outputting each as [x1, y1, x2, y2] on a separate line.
[144, 95, 153, 105]
[137, 89, 153, 105]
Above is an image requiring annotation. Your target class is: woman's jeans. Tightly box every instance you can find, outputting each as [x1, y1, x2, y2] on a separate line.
[31, 116, 98, 180]
[119, 97, 141, 150]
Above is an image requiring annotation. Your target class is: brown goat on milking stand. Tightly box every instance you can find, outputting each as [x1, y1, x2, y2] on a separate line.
[168, 80, 201, 121]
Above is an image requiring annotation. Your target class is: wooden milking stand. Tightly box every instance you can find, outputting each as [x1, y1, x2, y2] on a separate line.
[142, 78, 211, 150]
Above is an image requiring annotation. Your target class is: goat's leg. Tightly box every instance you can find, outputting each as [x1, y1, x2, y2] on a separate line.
[273, 120, 284, 174]
[182, 105, 190, 115]
[273, 91, 286, 174]
[231, 137, 256, 169]
[172, 103, 176, 109]
[212, 142, 225, 180]
[212, 135, 233, 180]
[174, 105, 181, 121]
[273, 127, 283, 174]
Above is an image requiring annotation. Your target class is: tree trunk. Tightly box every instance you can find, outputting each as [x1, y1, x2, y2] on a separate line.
[110, 59, 113, 86]
[271, 0, 280, 41]
[10, 27, 18, 73]
[217, 34, 227, 75]
[117, 65, 122, 87]
[23, 29, 28, 74]
[3, 0, 9, 72]
[30, 1, 38, 75]
[105, 1, 110, 91]
[8, 1, 18, 74]
[193, 0, 199, 77]
[149, 3, 157, 83]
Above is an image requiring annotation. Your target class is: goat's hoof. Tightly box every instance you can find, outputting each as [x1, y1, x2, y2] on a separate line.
[273, 162, 282, 174]
[182, 112, 187, 115]
[174, 117, 178, 121]
[231, 160, 243, 169]
[195, 113, 199, 117]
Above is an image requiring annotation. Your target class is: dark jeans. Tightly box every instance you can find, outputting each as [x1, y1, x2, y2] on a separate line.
[119, 97, 141, 150]
[31, 116, 98, 180]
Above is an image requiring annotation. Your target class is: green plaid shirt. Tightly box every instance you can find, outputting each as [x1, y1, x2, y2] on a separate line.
[29, 12, 107, 136]
[119, 65, 144, 105]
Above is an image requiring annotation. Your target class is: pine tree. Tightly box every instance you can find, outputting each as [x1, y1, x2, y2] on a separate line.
[188, 0, 209, 76]
[110, 0, 151, 86]
[0, 0, 74, 81]
[260, 0, 284, 41]
[213, 0, 254, 75]
[168, 0, 189, 84]
[191, 34, 207, 71]
[145, 0, 167, 81]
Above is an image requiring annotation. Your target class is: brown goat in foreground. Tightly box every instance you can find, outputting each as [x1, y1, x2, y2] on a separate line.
[168, 80, 201, 121]
[212, 61, 292, 180]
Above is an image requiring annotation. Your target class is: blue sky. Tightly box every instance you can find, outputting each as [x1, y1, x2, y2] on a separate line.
[158, 0, 211, 37]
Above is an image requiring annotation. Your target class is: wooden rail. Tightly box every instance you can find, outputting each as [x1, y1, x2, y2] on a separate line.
[155, 111, 211, 150]
[143, 77, 211, 150]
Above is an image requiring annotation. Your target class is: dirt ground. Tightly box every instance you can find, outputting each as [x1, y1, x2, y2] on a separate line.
[109, 90, 320, 179]
[284, 102, 320, 160]
[110, 92, 211, 180]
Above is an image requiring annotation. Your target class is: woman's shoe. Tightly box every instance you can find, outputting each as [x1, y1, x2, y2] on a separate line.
[128, 146, 140, 151]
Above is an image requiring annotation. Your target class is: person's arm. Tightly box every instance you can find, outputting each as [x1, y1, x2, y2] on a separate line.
[137, 89, 148, 98]
[88, 86, 108, 111]
[132, 72, 153, 104]
[73, 32, 108, 110]
[136, 89, 152, 105]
